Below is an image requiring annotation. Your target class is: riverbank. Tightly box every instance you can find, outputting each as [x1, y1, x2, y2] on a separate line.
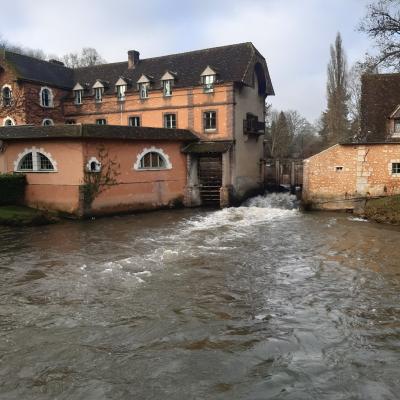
[363, 195, 400, 224]
[0, 206, 59, 226]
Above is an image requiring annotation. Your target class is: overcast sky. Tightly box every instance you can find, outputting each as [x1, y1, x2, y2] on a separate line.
[1, 0, 372, 122]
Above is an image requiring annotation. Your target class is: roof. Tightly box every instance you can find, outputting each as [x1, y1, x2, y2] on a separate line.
[360, 73, 400, 141]
[0, 42, 274, 95]
[182, 141, 232, 154]
[2, 51, 74, 89]
[0, 124, 199, 142]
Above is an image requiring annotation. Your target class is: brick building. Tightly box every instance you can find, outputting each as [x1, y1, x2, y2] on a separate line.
[0, 43, 274, 211]
[303, 72, 400, 210]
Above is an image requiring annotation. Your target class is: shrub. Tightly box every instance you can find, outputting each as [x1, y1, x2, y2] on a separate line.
[0, 174, 27, 205]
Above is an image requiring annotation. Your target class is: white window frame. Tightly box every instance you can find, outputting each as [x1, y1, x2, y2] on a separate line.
[128, 116, 140, 127]
[204, 111, 217, 131]
[39, 87, 54, 108]
[163, 80, 172, 97]
[3, 116, 15, 126]
[86, 157, 101, 173]
[164, 113, 176, 129]
[74, 90, 83, 105]
[390, 161, 400, 176]
[133, 147, 172, 171]
[203, 75, 216, 93]
[139, 82, 149, 99]
[42, 118, 54, 126]
[14, 147, 58, 173]
[1, 84, 12, 107]
[94, 87, 103, 103]
[116, 84, 127, 101]
[96, 118, 107, 125]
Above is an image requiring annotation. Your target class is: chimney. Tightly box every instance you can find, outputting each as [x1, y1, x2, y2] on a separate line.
[128, 50, 140, 69]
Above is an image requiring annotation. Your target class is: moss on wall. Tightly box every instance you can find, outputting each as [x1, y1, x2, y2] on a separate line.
[364, 195, 400, 224]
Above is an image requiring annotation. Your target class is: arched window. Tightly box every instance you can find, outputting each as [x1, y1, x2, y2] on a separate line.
[134, 147, 172, 170]
[140, 152, 166, 169]
[2, 85, 12, 106]
[86, 157, 101, 172]
[14, 148, 57, 172]
[42, 118, 54, 126]
[40, 87, 53, 107]
[3, 117, 15, 126]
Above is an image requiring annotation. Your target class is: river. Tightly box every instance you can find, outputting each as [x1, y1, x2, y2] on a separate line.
[0, 193, 399, 400]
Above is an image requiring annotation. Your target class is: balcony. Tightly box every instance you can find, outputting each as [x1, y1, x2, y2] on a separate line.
[243, 116, 265, 135]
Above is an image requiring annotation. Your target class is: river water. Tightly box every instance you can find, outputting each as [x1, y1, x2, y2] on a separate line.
[0, 193, 399, 400]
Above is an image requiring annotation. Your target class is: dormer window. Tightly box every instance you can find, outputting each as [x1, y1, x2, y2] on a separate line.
[117, 84, 127, 101]
[2, 85, 12, 107]
[200, 66, 217, 93]
[115, 77, 128, 101]
[94, 87, 103, 102]
[137, 75, 151, 99]
[395, 119, 400, 135]
[161, 71, 175, 97]
[92, 80, 105, 103]
[73, 83, 84, 105]
[163, 80, 172, 97]
[40, 87, 53, 107]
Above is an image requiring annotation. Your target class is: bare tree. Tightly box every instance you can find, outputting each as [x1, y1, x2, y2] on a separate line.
[359, 0, 400, 70]
[62, 48, 106, 68]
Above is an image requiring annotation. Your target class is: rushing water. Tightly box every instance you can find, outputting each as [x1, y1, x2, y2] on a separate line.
[0, 193, 399, 400]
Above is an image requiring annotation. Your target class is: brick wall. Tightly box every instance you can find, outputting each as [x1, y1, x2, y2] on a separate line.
[303, 143, 400, 209]
[0, 62, 69, 125]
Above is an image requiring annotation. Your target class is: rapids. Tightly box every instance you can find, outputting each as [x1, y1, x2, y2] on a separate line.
[0, 193, 399, 399]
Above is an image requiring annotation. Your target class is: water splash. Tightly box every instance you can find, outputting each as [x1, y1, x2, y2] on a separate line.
[243, 192, 299, 210]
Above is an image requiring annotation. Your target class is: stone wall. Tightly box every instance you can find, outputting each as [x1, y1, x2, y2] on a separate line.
[303, 143, 400, 210]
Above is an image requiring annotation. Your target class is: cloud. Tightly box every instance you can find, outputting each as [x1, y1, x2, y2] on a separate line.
[1, 0, 372, 121]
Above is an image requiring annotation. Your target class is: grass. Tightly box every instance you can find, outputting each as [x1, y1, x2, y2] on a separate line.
[0, 205, 58, 226]
[364, 195, 400, 225]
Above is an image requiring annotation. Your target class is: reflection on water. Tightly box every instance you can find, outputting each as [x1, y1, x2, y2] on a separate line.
[0, 193, 399, 399]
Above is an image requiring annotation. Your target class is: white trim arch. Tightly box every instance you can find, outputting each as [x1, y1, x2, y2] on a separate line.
[3, 116, 15, 126]
[39, 86, 54, 107]
[133, 146, 172, 170]
[42, 118, 54, 126]
[13, 146, 58, 172]
[86, 157, 101, 172]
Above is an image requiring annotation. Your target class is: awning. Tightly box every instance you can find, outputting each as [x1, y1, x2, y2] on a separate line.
[182, 141, 233, 154]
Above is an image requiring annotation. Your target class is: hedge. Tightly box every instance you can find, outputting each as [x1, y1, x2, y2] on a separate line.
[0, 174, 27, 205]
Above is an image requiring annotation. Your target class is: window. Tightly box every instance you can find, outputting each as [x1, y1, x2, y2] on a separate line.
[392, 163, 400, 174]
[86, 157, 101, 173]
[394, 119, 400, 134]
[116, 84, 127, 101]
[19, 153, 33, 170]
[2, 86, 12, 106]
[96, 119, 107, 125]
[204, 111, 216, 131]
[335, 166, 343, 172]
[42, 118, 54, 126]
[65, 120, 76, 124]
[40, 87, 53, 107]
[94, 87, 103, 103]
[164, 113, 176, 129]
[3, 117, 15, 126]
[163, 80, 172, 97]
[203, 75, 215, 93]
[134, 147, 172, 170]
[74, 90, 83, 105]
[15, 149, 56, 172]
[139, 82, 149, 99]
[129, 116, 140, 127]
[139, 152, 167, 169]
